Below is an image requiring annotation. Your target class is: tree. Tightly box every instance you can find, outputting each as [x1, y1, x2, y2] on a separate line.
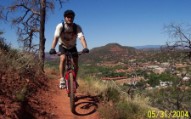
[39, 0, 46, 71]
[0, 0, 68, 71]
[164, 23, 191, 58]
[0, 31, 11, 53]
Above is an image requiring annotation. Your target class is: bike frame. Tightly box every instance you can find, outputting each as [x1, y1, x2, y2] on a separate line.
[64, 51, 83, 113]
[64, 52, 78, 94]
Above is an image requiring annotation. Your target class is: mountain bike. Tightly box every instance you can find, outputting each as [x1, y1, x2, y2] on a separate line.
[63, 51, 84, 113]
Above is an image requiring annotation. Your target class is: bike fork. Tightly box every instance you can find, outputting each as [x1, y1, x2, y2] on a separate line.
[65, 77, 77, 94]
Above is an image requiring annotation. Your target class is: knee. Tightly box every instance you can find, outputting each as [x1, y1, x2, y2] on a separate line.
[60, 55, 66, 63]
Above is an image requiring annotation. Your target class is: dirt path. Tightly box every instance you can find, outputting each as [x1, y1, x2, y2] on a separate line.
[31, 77, 100, 119]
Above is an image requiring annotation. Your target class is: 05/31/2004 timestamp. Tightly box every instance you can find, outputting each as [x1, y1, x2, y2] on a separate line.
[147, 110, 190, 118]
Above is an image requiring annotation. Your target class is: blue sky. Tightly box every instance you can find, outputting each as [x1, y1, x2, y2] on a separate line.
[1, 0, 191, 51]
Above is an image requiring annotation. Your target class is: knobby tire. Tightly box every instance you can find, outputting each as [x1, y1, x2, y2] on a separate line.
[69, 72, 75, 113]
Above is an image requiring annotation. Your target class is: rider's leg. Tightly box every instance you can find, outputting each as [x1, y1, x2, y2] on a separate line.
[73, 56, 79, 88]
[59, 54, 66, 78]
[73, 56, 79, 76]
[59, 44, 67, 89]
[59, 54, 66, 88]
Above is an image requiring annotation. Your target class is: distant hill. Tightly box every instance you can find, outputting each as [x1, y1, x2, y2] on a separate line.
[45, 43, 144, 64]
[45, 43, 186, 65]
[133, 45, 162, 49]
[45, 52, 59, 61]
[91, 43, 137, 53]
[79, 43, 142, 64]
[45, 43, 161, 61]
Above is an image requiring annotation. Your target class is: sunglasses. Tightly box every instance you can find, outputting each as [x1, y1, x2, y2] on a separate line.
[65, 15, 74, 19]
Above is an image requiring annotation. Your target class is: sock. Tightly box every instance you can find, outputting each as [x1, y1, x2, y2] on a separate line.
[60, 77, 64, 82]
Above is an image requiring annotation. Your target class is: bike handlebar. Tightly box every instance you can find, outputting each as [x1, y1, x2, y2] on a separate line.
[56, 51, 87, 56]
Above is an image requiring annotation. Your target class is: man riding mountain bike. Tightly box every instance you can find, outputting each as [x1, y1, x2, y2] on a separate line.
[49, 9, 89, 89]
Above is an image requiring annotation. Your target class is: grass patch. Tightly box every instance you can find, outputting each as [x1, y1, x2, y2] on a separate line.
[78, 76, 157, 119]
[44, 67, 59, 79]
[44, 60, 60, 79]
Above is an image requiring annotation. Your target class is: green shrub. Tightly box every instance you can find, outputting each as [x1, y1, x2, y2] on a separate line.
[98, 102, 119, 119]
[79, 76, 154, 119]
[116, 101, 140, 119]
[0, 40, 44, 101]
[15, 85, 28, 102]
[106, 87, 120, 102]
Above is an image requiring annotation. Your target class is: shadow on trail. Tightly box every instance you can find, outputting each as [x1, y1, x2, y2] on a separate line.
[73, 95, 100, 116]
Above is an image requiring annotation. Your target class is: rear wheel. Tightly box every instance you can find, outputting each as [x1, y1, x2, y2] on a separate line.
[69, 72, 75, 113]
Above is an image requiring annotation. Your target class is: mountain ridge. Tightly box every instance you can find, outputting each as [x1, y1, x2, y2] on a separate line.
[45, 43, 162, 63]
[133, 45, 162, 49]
[79, 43, 142, 64]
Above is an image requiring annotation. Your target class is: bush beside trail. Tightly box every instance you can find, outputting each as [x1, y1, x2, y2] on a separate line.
[78, 76, 157, 119]
[0, 39, 46, 119]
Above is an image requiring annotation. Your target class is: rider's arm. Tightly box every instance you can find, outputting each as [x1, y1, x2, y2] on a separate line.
[79, 36, 88, 49]
[51, 23, 62, 49]
[77, 25, 88, 49]
[51, 36, 59, 49]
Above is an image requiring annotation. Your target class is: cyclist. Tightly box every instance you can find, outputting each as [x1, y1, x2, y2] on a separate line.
[49, 9, 89, 89]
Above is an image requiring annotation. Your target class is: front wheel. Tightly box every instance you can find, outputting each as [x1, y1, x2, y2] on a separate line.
[69, 72, 75, 113]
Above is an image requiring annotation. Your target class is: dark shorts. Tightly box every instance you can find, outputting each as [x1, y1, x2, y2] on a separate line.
[59, 45, 78, 57]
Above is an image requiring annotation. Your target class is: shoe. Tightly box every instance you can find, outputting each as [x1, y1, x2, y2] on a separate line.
[59, 78, 66, 89]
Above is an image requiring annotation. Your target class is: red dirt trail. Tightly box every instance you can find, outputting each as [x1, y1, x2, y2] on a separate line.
[30, 78, 100, 119]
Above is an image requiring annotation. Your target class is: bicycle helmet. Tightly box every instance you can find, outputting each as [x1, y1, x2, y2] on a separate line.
[64, 10, 75, 17]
